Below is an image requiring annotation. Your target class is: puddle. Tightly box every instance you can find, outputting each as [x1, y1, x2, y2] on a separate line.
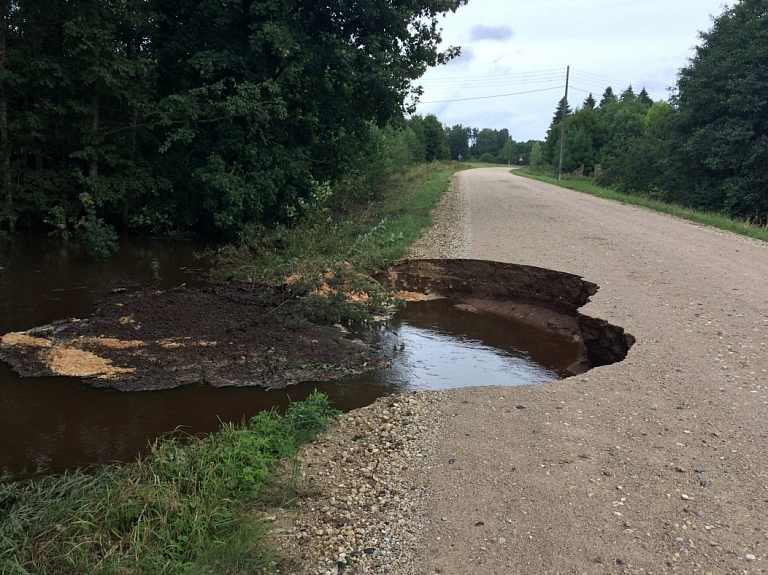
[1, 250, 635, 475]
[347, 298, 580, 391]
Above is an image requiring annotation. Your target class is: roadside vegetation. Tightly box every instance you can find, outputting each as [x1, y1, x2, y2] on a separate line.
[209, 158, 464, 324]
[516, 171, 768, 244]
[0, 391, 339, 574]
[533, 1, 768, 229]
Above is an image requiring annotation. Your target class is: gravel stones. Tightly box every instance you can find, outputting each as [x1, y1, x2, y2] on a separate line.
[271, 393, 444, 574]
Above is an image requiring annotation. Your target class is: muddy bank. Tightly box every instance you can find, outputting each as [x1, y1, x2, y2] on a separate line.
[0, 285, 388, 391]
[1, 259, 634, 391]
[381, 259, 635, 370]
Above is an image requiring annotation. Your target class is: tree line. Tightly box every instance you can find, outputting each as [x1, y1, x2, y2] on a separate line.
[406, 116, 538, 165]
[0, 0, 466, 256]
[541, 0, 768, 224]
[2, 0, 765, 256]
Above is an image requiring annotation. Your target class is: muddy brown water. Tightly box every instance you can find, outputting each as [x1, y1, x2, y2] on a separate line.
[0, 238, 579, 476]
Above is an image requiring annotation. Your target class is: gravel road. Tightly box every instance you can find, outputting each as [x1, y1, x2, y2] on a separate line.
[278, 168, 768, 574]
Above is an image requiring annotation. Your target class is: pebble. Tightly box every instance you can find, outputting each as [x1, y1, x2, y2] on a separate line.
[270, 393, 442, 574]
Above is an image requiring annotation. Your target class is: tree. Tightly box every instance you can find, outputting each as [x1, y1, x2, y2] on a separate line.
[529, 141, 543, 165]
[446, 124, 470, 160]
[542, 97, 572, 166]
[620, 85, 636, 102]
[638, 87, 653, 107]
[599, 87, 617, 108]
[583, 93, 597, 110]
[501, 138, 517, 164]
[473, 128, 503, 158]
[0, 0, 469, 245]
[422, 114, 449, 161]
[670, 0, 768, 221]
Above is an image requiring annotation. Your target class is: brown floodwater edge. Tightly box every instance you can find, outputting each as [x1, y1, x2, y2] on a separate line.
[1, 239, 634, 476]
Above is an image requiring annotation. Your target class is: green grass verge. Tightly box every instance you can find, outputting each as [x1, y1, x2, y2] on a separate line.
[211, 161, 465, 322]
[0, 391, 339, 574]
[516, 170, 768, 243]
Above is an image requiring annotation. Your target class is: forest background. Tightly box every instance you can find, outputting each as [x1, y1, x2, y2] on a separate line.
[1, 0, 767, 260]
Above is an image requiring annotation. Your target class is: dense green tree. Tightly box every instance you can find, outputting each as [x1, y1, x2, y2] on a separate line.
[620, 85, 636, 102]
[599, 86, 617, 108]
[583, 93, 597, 110]
[638, 87, 653, 107]
[0, 0, 468, 249]
[541, 97, 572, 165]
[669, 0, 768, 220]
[421, 114, 450, 161]
[501, 138, 517, 164]
[446, 124, 470, 160]
[529, 141, 543, 165]
[472, 127, 502, 158]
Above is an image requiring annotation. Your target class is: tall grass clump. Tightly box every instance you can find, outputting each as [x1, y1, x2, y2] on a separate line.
[516, 170, 768, 244]
[210, 161, 462, 323]
[0, 391, 339, 574]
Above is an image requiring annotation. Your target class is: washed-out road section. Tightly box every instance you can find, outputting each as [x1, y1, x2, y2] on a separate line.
[283, 167, 767, 575]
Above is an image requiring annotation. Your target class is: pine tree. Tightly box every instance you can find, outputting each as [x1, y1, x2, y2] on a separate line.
[638, 87, 653, 107]
[599, 87, 617, 108]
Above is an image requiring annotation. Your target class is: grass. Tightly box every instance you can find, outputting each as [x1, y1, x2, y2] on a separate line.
[211, 161, 465, 322]
[516, 170, 768, 243]
[0, 391, 339, 574]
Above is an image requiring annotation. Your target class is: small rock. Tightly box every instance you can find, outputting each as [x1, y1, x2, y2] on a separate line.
[681, 494, 691, 500]
[746, 554, 756, 562]
[515, 405, 526, 410]
[474, 521, 485, 527]
[448, 458, 456, 464]
[497, 537, 506, 544]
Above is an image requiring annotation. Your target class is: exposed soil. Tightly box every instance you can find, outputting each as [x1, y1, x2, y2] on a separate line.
[0, 285, 390, 391]
[0, 259, 634, 392]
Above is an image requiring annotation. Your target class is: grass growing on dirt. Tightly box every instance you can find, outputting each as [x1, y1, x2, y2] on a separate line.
[211, 161, 463, 322]
[516, 170, 768, 243]
[0, 391, 339, 574]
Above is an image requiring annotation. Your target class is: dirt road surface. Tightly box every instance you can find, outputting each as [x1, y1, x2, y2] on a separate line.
[282, 167, 766, 575]
[415, 168, 767, 574]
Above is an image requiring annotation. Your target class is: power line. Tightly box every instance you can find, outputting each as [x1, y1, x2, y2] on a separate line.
[418, 68, 563, 83]
[570, 68, 631, 88]
[419, 76, 563, 89]
[418, 85, 565, 104]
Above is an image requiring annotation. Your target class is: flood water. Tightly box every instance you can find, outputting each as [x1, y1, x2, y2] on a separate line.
[0, 237, 578, 476]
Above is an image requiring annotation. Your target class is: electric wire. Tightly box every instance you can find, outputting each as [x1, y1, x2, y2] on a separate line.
[418, 85, 565, 104]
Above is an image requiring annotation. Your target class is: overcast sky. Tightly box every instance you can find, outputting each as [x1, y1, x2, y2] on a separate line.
[413, 0, 728, 142]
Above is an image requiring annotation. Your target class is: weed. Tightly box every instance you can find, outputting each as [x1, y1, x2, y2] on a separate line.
[211, 161, 461, 323]
[0, 392, 339, 574]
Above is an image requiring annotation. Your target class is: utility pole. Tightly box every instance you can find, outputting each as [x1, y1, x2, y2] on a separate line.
[557, 65, 570, 181]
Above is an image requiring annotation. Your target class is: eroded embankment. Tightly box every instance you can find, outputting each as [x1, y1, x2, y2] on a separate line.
[0, 260, 634, 391]
[379, 259, 635, 371]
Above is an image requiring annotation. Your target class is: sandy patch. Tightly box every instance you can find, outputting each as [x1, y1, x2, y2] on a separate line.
[43, 348, 135, 378]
